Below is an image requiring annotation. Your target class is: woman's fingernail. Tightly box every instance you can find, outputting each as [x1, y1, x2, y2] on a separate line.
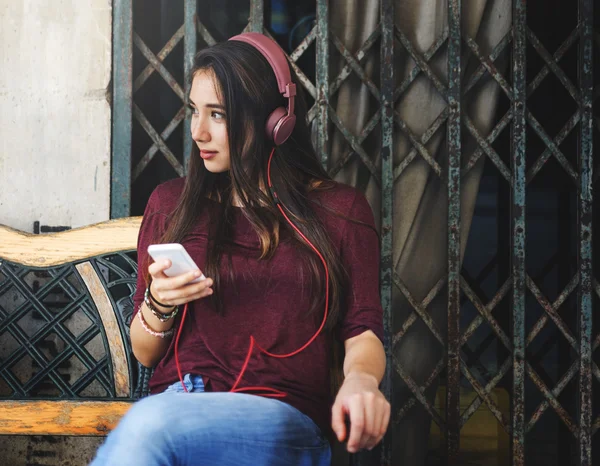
[194, 271, 201, 277]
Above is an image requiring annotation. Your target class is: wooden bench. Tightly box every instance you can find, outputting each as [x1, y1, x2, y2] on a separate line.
[0, 218, 353, 465]
[0, 218, 144, 436]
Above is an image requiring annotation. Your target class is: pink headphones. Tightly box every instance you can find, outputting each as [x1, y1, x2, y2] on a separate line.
[229, 33, 297, 146]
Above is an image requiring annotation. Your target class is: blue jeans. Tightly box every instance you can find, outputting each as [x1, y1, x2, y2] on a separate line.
[90, 374, 331, 466]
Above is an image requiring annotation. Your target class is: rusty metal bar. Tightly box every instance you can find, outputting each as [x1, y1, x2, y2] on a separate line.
[329, 112, 380, 178]
[330, 28, 381, 98]
[328, 105, 381, 184]
[394, 111, 444, 178]
[526, 274, 579, 345]
[133, 104, 185, 177]
[460, 278, 512, 350]
[526, 112, 581, 184]
[133, 33, 185, 100]
[396, 30, 448, 99]
[379, 2, 393, 464]
[461, 110, 512, 177]
[316, 0, 329, 168]
[393, 355, 447, 427]
[133, 107, 186, 181]
[461, 358, 513, 428]
[527, 26, 580, 98]
[394, 274, 445, 344]
[133, 26, 184, 93]
[446, 0, 462, 463]
[183, 0, 197, 171]
[526, 29, 580, 102]
[577, 0, 594, 463]
[396, 358, 446, 420]
[395, 109, 448, 181]
[460, 361, 511, 430]
[325, 29, 383, 176]
[330, 34, 381, 101]
[511, 1, 527, 464]
[289, 25, 317, 62]
[393, 275, 447, 345]
[111, 0, 133, 218]
[196, 16, 217, 46]
[249, 0, 264, 33]
[527, 361, 579, 433]
[395, 26, 448, 97]
[526, 362, 579, 435]
[464, 31, 511, 95]
[460, 278, 513, 346]
[463, 35, 512, 98]
[463, 114, 512, 182]
[526, 111, 578, 182]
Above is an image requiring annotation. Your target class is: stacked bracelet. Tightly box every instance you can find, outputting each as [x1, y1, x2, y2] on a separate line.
[137, 307, 174, 338]
[148, 286, 171, 308]
[144, 287, 179, 322]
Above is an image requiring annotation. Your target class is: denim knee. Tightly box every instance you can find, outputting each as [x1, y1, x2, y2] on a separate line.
[119, 394, 177, 442]
[90, 394, 179, 466]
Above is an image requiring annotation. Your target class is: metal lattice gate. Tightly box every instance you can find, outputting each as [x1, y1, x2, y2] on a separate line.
[110, 1, 598, 465]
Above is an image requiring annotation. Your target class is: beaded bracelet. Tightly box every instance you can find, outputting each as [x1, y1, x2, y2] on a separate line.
[137, 307, 174, 338]
[144, 287, 179, 322]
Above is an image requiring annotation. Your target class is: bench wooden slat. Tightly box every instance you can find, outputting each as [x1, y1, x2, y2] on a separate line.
[76, 261, 131, 397]
[0, 217, 142, 267]
[0, 400, 133, 436]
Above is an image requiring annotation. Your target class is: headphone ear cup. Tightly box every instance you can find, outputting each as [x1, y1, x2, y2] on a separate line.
[273, 114, 296, 146]
[266, 107, 296, 145]
[265, 107, 287, 142]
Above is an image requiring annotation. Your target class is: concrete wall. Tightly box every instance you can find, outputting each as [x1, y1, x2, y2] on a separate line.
[0, 2, 112, 464]
[0, 0, 112, 232]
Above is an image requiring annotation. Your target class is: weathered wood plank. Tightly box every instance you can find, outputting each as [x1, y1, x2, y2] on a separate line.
[0, 217, 141, 267]
[76, 262, 131, 397]
[0, 400, 133, 436]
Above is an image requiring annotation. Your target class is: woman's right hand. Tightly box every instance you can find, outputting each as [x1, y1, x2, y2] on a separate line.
[148, 259, 213, 308]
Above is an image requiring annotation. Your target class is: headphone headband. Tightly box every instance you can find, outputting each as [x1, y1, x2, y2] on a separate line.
[229, 32, 295, 97]
[228, 32, 296, 145]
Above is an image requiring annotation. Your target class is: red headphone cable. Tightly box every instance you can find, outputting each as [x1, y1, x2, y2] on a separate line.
[174, 147, 329, 396]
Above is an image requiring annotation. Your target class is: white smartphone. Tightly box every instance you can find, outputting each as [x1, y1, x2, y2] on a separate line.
[147, 243, 206, 283]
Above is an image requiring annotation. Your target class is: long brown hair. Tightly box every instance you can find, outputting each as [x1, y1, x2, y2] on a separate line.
[158, 40, 348, 331]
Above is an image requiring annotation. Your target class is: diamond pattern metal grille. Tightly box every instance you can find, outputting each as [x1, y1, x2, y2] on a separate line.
[0, 253, 150, 400]
[109, 1, 597, 465]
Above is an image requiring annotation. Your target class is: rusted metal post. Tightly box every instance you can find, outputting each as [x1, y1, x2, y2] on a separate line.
[316, 0, 329, 168]
[249, 0, 264, 33]
[380, 0, 394, 464]
[447, 0, 462, 463]
[111, 0, 133, 218]
[183, 0, 197, 171]
[577, 0, 593, 464]
[511, 1, 527, 465]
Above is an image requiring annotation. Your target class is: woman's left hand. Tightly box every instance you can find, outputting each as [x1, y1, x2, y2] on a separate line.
[331, 371, 391, 453]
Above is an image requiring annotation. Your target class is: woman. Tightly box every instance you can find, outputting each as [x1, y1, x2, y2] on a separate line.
[91, 33, 389, 466]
